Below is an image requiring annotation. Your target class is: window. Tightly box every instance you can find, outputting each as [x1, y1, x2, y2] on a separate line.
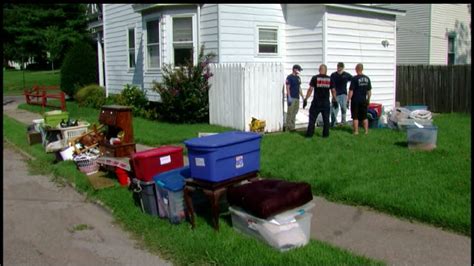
[146, 19, 160, 68]
[173, 17, 193, 66]
[447, 34, 455, 65]
[258, 28, 278, 54]
[128, 28, 135, 68]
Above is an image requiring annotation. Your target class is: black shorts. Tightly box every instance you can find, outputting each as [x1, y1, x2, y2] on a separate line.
[351, 101, 368, 120]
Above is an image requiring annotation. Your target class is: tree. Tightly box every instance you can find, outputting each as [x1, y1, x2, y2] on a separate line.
[3, 4, 90, 69]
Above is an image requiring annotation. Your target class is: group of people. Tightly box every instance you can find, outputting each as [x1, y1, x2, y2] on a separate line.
[285, 62, 372, 137]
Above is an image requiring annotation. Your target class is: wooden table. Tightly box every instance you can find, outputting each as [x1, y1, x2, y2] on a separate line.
[184, 171, 259, 231]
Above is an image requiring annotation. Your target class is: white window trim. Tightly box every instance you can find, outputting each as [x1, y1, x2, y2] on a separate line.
[170, 13, 197, 67]
[127, 26, 136, 70]
[144, 15, 163, 72]
[256, 25, 280, 57]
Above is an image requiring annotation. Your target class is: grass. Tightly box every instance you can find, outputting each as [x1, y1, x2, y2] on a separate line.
[3, 114, 381, 266]
[18, 101, 472, 235]
[259, 114, 471, 235]
[3, 69, 60, 95]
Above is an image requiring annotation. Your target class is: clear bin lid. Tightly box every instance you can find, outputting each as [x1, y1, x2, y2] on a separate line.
[184, 131, 262, 149]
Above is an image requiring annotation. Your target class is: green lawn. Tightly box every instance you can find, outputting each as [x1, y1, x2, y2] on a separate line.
[259, 114, 471, 235]
[4, 114, 381, 266]
[18, 101, 472, 235]
[3, 69, 60, 95]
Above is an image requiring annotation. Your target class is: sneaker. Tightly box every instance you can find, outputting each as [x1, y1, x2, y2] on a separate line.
[353, 131, 359, 135]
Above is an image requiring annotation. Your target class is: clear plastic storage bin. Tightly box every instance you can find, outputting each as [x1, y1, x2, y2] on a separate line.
[229, 202, 314, 252]
[407, 125, 438, 151]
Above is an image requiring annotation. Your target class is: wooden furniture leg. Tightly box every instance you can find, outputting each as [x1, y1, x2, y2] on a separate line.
[183, 186, 196, 229]
[203, 187, 226, 231]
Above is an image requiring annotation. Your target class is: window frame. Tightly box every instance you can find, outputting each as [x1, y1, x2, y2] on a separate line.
[170, 14, 197, 67]
[256, 26, 279, 57]
[447, 33, 456, 65]
[127, 27, 136, 69]
[144, 16, 162, 70]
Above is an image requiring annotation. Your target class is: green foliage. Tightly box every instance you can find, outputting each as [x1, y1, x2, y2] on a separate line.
[60, 42, 97, 98]
[152, 46, 216, 123]
[75, 84, 106, 108]
[3, 69, 60, 95]
[3, 4, 89, 67]
[113, 84, 149, 117]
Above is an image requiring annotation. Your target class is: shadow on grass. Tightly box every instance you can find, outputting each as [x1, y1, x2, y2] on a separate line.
[394, 141, 408, 148]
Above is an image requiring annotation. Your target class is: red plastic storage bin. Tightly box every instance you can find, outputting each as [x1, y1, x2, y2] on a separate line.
[130, 146, 184, 182]
[368, 103, 382, 117]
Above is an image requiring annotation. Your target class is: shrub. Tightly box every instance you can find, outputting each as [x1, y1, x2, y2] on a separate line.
[75, 84, 106, 109]
[60, 42, 97, 99]
[152, 46, 216, 123]
[114, 84, 149, 116]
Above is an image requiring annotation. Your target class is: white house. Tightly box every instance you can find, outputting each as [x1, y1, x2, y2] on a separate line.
[374, 4, 471, 65]
[98, 4, 405, 131]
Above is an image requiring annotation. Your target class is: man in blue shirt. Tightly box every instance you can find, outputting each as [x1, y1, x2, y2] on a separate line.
[347, 63, 372, 135]
[285, 64, 305, 131]
[330, 62, 352, 126]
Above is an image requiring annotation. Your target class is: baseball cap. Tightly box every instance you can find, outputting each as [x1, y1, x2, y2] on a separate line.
[292, 64, 303, 71]
[337, 62, 344, 68]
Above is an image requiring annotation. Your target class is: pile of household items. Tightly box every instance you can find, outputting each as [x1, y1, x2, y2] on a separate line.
[387, 104, 437, 151]
[27, 105, 314, 252]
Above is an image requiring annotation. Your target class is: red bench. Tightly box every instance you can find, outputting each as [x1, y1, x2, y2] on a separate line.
[24, 85, 66, 111]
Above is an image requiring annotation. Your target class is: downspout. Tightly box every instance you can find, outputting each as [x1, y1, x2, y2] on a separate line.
[197, 4, 200, 62]
[97, 32, 104, 87]
[323, 9, 328, 66]
[103, 4, 109, 97]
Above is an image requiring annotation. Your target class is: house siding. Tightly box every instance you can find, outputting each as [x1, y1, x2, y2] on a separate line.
[217, 4, 286, 63]
[103, 4, 143, 96]
[103, 4, 200, 101]
[430, 4, 471, 65]
[378, 4, 431, 65]
[285, 4, 325, 89]
[200, 4, 219, 61]
[326, 7, 397, 111]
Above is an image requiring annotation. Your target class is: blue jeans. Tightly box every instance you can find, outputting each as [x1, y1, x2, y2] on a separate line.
[331, 94, 348, 124]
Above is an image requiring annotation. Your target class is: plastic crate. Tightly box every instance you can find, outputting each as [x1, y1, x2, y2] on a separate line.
[404, 105, 428, 111]
[407, 125, 438, 151]
[130, 146, 184, 182]
[229, 204, 313, 252]
[43, 110, 69, 128]
[58, 122, 90, 146]
[184, 131, 262, 182]
[153, 167, 188, 224]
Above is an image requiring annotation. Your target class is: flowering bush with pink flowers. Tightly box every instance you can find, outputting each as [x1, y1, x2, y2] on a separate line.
[152, 46, 216, 123]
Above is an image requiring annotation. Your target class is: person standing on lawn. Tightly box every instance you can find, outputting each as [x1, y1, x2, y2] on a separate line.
[303, 64, 337, 138]
[330, 62, 352, 126]
[347, 63, 372, 135]
[285, 64, 305, 132]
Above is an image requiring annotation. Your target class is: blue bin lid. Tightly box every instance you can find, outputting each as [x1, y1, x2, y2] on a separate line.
[153, 166, 188, 192]
[184, 131, 262, 149]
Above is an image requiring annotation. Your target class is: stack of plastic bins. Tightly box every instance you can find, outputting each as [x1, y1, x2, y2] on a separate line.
[153, 166, 189, 224]
[131, 178, 159, 216]
[229, 202, 315, 252]
[130, 146, 184, 182]
[184, 131, 262, 182]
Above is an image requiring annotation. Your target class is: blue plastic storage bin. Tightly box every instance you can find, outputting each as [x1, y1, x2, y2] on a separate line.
[153, 167, 189, 224]
[404, 105, 428, 111]
[184, 131, 262, 182]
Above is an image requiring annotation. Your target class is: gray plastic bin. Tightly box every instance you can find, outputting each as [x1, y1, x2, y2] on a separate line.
[132, 178, 159, 216]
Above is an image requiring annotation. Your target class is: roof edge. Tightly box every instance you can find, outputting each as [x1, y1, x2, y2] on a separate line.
[325, 4, 406, 16]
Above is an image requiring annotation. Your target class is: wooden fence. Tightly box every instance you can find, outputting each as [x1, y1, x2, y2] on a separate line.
[396, 65, 471, 113]
[208, 63, 285, 132]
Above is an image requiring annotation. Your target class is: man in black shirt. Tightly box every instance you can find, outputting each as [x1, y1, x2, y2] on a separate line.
[347, 63, 372, 135]
[303, 64, 337, 138]
[330, 62, 352, 126]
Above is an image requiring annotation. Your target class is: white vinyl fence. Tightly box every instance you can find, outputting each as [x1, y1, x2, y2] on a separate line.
[209, 63, 285, 132]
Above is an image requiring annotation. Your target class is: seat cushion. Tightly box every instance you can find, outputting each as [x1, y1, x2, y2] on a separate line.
[227, 179, 313, 219]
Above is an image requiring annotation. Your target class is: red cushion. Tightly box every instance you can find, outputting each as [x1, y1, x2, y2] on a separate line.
[227, 179, 313, 219]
